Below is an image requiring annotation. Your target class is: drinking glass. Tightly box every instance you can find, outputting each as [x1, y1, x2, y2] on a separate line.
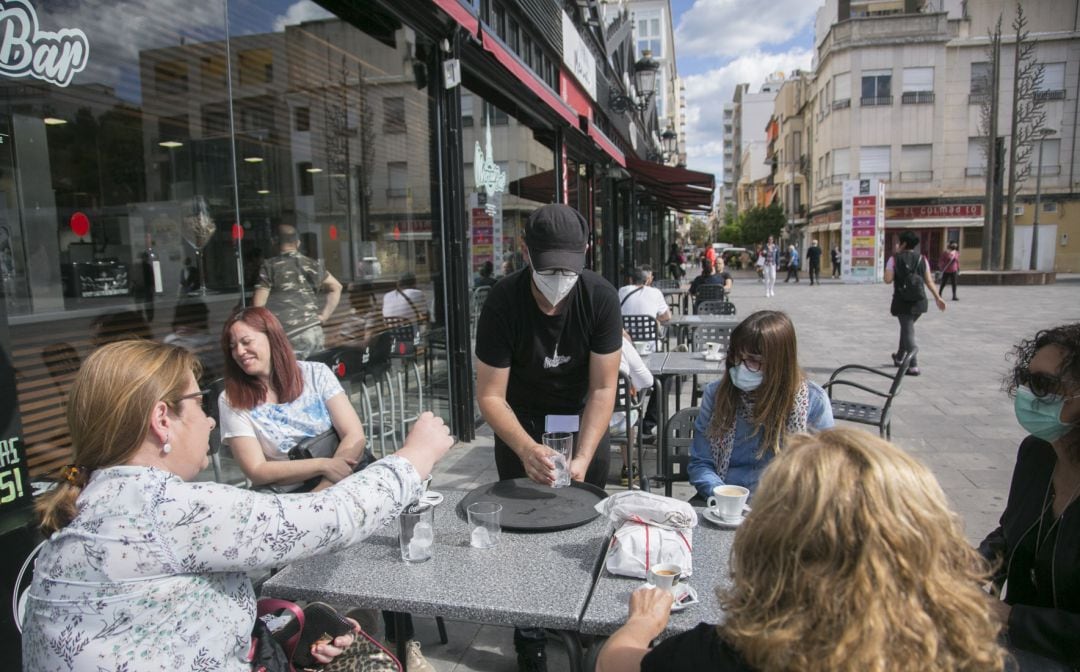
[543, 431, 573, 488]
[467, 502, 502, 549]
[398, 504, 435, 562]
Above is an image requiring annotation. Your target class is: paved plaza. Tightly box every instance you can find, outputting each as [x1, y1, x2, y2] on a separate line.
[404, 272, 1080, 672]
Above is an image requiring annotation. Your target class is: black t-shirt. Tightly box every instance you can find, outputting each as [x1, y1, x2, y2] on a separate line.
[641, 623, 754, 672]
[689, 272, 730, 296]
[807, 246, 822, 263]
[475, 268, 622, 417]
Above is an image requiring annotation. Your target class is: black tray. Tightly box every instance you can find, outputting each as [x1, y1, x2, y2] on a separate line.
[456, 478, 607, 532]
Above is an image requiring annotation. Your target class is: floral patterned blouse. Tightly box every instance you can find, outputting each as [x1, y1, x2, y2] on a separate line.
[22, 456, 421, 671]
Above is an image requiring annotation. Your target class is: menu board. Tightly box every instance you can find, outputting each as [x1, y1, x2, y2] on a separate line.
[841, 179, 886, 284]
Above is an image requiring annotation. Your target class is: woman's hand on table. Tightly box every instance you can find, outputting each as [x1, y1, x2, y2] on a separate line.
[398, 412, 454, 478]
[628, 587, 674, 638]
[308, 617, 360, 665]
[321, 456, 359, 482]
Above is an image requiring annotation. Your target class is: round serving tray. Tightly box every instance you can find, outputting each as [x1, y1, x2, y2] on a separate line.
[456, 478, 607, 532]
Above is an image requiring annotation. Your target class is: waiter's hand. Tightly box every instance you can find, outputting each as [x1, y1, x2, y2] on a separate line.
[521, 443, 556, 485]
[569, 455, 590, 482]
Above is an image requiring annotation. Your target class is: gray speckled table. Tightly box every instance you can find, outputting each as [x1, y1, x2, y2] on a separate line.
[578, 508, 735, 640]
[260, 489, 610, 671]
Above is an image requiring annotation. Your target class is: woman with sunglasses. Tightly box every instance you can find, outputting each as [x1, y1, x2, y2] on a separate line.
[23, 340, 453, 670]
[687, 310, 833, 500]
[979, 323, 1080, 670]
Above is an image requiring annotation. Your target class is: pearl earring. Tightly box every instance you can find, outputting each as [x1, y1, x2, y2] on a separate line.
[163, 436, 172, 454]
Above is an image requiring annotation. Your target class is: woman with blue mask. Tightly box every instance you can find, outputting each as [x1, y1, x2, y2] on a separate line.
[688, 310, 834, 500]
[979, 323, 1080, 670]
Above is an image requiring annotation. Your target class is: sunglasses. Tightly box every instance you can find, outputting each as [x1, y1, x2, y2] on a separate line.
[171, 389, 211, 415]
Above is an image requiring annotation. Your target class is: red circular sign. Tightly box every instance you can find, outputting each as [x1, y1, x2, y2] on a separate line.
[232, 223, 244, 241]
[335, 362, 346, 377]
[70, 212, 90, 237]
[329, 225, 338, 241]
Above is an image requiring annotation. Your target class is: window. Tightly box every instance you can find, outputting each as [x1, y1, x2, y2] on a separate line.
[833, 72, 851, 109]
[966, 137, 987, 176]
[1043, 201, 1058, 213]
[384, 97, 406, 133]
[294, 107, 310, 132]
[488, 2, 505, 40]
[507, 18, 519, 52]
[970, 62, 991, 102]
[634, 9, 662, 57]
[1037, 62, 1066, 100]
[238, 48, 273, 86]
[298, 162, 314, 196]
[154, 61, 188, 95]
[482, 102, 508, 126]
[1036, 138, 1061, 176]
[900, 144, 932, 181]
[832, 147, 850, 183]
[859, 145, 891, 179]
[461, 94, 474, 127]
[200, 55, 225, 91]
[861, 70, 892, 106]
[387, 162, 408, 198]
[902, 67, 934, 104]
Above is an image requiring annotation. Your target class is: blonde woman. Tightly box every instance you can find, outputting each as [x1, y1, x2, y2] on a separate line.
[597, 428, 1006, 672]
[22, 340, 453, 671]
[688, 310, 833, 499]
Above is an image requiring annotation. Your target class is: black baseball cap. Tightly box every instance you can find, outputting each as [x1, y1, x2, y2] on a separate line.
[524, 204, 588, 272]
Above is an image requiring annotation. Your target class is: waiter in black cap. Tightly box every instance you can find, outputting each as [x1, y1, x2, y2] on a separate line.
[475, 203, 621, 671]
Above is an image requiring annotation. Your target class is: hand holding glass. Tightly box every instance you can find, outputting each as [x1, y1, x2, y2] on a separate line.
[543, 432, 573, 488]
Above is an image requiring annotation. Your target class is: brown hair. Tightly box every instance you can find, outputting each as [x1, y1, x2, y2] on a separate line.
[708, 310, 802, 456]
[221, 307, 303, 410]
[721, 428, 1005, 671]
[35, 341, 201, 536]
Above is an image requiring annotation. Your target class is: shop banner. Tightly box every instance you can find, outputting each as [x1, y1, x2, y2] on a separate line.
[841, 179, 885, 284]
[0, 295, 30, 514]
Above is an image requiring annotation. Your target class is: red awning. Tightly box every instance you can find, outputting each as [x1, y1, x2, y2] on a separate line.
[626, 156, 715, 212]
[431, 0, 478, 37]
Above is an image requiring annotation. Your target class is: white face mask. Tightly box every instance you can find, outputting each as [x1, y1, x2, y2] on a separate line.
[532, 270, 579, 306]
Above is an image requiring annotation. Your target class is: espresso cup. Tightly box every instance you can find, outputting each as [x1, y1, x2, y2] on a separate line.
[707, 484, 749, 521]
[704, 342, 721, 357]
[647, 563, 682, 594]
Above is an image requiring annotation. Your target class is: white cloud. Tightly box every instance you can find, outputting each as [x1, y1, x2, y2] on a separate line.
[675, 0, 821, 59]
[273, 2, 335, 33]
[681, 48, 813, 196]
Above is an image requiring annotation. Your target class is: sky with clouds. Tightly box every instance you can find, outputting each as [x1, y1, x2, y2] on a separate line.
[671, 0, 823, 197]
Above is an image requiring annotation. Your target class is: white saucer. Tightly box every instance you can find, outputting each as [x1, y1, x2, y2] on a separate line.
[639, 582, 700, 612]
[702, 507, 746, 528]
[702, 352, 725, 362]
[420, 491, 444, 506]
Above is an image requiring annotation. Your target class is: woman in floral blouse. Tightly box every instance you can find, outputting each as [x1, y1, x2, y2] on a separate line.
[22, 340, 453, 671]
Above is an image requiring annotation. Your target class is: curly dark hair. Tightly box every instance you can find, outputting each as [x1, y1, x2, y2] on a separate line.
[1005, 322, 1080, 397]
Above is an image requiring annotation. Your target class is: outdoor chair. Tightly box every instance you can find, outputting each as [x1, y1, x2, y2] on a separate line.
[693, 284, 727, 312]
[689, 325, 735, 406]
[650, 406, 699, 497]
[695, 300, 736, 316]
[470, 286, 491, 339]
[822, 348, 916, 439]
[651, 278, 678, 290]
[611, 371, 652, 491]
[205, 377, 251, 488]
[384, 317, 425, 442]
[623, 314, 664, 353]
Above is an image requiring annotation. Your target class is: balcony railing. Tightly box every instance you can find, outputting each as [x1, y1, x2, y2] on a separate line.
[900, 170, 933, 182]
[831, 173, 850, 184]
[968, 92, 989, 105]
[1036, 165, 1062, 176]
[1034, 89, 1066, 101]
[859, 172, 891, 181]
[965, 166, 986, 177]
[861, 96, 893, 107]
[832, 98, 851, 110]
[901, 91, 934, 104]
[386, 187, 408, 198]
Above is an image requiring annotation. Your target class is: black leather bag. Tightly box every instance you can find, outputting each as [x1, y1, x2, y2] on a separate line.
[287, 427, 377, 471]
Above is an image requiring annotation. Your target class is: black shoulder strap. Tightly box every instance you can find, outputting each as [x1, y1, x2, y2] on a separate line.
[397, 289, 422, 321]
[620, 286, 644, 307]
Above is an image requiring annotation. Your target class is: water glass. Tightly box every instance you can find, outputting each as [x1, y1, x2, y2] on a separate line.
[543, 431, 573, 488]
[398, 504, 435, 563]
[467, 502, 502, 549]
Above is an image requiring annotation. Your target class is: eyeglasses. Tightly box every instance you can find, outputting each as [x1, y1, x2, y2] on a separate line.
[733, 354, 764, 373]
[171, 389, 211, 414]
[1018, 369, 1076, 399]
[535, 269, 577, 277]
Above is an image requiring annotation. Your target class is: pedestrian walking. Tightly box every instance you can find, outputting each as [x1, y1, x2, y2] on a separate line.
[806, 239, 822, 285]
[762, 236, 779, 297]
[884, 231, 946, 377]
[938, 242, 960, 301]
[831, 246, 841, 278]
[784, 244, 800, 283]
[666, 243, 685, 282]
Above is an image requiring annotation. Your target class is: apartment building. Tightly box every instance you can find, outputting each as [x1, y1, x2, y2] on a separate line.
[768, 72, 814, 242]
[736, 75, 784, 212]
[806, 0, 1079, 271]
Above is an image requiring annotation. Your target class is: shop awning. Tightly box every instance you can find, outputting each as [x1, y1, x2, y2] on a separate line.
[431, 0, 479, 37]
[625, 156, 716, 212]
[509, 170, 556, 203]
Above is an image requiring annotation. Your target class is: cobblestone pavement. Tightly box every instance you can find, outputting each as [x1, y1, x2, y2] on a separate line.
[326, 274, 1080, 672]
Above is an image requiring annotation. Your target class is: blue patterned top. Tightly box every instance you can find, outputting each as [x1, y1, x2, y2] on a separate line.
[22, 457, 421, 671]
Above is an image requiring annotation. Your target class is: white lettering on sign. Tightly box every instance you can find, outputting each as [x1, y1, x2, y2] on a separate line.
[473, 112, 506, 216]
[0, 436, 19, 468]
[0, 0, 89, 88]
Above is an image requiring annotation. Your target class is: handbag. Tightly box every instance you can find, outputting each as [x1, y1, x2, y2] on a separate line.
[252, 599, 402, 672]
[288, 427, 377, 470]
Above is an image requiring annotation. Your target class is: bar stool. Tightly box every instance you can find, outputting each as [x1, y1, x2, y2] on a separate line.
[384, 317, 424, 441]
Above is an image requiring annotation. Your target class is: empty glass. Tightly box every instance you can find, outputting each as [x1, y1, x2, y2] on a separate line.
[543, 431, 573, 488]
[467, 502, 502, 549]
[398, 504, 435, 563]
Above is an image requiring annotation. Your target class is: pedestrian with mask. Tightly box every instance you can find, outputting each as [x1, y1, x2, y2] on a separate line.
[474, 203, 622, 671]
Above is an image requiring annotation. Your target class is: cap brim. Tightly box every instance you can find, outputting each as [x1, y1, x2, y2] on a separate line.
[532, 248, 586, 273]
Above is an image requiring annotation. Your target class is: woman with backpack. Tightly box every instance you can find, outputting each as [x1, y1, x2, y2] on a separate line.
[884, 231, 946, 377]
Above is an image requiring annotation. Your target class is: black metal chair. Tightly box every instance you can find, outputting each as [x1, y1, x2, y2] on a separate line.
[205, 377, 252, 487]
[822, 348, 916, 439]
[651, 278, 678, 290]
[695, 300, 736, 316]
[384, 317, 425, 443]
[690, 325, 734, 406]
[623, 314, 663, 353]
[651, 406, 699, 497]
[611, 371, 652, 490]
[692, 284, 727, 312]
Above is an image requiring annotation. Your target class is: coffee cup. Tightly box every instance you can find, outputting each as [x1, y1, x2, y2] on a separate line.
[703, 342, 721, 358]
[707, 484, 749, 521]
[647, 563, 682, 594]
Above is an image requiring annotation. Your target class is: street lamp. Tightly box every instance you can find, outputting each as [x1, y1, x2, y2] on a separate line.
[610, 50, 660, 114]
[661, 129, 678, 156]
[1029, 128, 1056, 271]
